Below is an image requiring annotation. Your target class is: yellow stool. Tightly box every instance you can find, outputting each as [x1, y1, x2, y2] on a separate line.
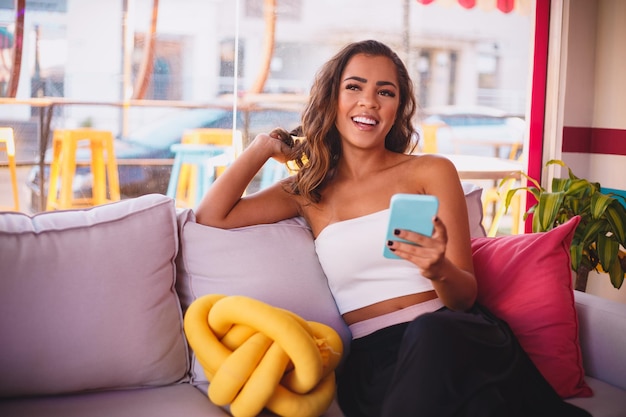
[482, 153, 524, 236]
[482, 177, 521, 237]
[419, 123, 443, 153]
[46, 129, 120, 210]
[0, 127, 19, 211]
[172, 128, 242, 207]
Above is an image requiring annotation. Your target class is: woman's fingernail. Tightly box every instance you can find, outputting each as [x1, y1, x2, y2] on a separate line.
[393, 229, 400, 235]
[387, 240, 393, 246]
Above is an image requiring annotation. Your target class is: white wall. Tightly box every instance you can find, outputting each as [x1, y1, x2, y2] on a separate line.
[559, 0, 626, 302]
[592, 0, 626, 131]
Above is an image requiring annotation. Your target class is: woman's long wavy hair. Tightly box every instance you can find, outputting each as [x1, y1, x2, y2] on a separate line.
[288, 40, 417, 204]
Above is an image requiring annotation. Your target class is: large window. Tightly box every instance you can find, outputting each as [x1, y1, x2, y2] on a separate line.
[0, 0, 533, 215]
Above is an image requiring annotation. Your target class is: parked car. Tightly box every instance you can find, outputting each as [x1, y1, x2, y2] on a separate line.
[27, 105, 302, 212]
[418, 105, 526, 158]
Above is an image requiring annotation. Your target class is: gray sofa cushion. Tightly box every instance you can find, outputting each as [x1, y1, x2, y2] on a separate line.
[0, 384, 346, 417]
[0, 195, 188, 397]
[574, 290, 626, 390]
[0, 385, 222, 417]
[175, 211, 351, 390]
[566, 377, 626, 417]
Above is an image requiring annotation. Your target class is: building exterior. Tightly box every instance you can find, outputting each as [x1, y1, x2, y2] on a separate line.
[1, 0, 531, 131]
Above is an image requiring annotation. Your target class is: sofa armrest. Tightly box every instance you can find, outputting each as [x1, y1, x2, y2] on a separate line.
[574, 290, 626, 390]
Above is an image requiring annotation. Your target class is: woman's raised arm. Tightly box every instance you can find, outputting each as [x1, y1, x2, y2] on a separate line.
[194, 132, 301, 229]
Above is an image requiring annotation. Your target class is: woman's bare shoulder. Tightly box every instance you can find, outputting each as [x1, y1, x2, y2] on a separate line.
[402, 153, 457, 176]
[383, 153, 458, 196]
[410, 152, 453, 165]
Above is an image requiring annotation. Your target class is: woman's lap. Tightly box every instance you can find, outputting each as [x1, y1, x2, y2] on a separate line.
[337, 304, 591, 417]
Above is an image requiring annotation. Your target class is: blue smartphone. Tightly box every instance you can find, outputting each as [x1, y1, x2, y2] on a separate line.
[383, 194, 439, 259]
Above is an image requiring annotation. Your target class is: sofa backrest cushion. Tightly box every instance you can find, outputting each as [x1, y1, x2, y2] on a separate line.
[175, 212, 351, 388]
[0, 195, 188, 398]
[462, 181, 487, 239]
[574, 290, 626, 391]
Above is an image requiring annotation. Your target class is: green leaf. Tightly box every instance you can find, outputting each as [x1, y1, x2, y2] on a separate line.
[568, 197, 583, 216]
[564, 178, 595, 198]
[570, 242, 586, 271]
[533, 192, 565, 231]
[579, 220, 608, 248]
[552, 177, 569, 192]
[516, 171, 543, 190]
[546, 159, 567, 169]
[504, 186, 539, 211]
[522, 204, 536, 221]
[607, 256, 624, 289]
[501, 171, 542, 193]
[547, 159, 578, 180]
[597, 233, 619, 272]
[604, 202, 626, 244]
[527, 187, 542, 201]
[589, 193, 613, 220]
[610, 193, 626, 208]
[532, 212, 542, 233]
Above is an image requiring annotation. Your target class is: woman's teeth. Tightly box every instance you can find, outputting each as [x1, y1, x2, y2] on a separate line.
[352, 116, 377, 125]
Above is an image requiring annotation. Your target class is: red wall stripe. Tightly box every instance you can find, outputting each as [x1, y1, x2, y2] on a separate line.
[525, 0, 551, 232]
[563, 127, 626, 156]
[562, 127, 592, 153]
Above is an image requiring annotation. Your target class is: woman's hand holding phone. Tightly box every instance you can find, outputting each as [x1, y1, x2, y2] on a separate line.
[383, 194, 439, 260]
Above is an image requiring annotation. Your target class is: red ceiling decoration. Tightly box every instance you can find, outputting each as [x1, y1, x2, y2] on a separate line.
[415, 0, 529, 15]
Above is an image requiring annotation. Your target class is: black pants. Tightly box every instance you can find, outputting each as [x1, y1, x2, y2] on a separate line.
[337, 304, 591, 417]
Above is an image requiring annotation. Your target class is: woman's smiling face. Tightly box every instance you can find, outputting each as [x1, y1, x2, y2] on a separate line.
[335, 53, 400, 150]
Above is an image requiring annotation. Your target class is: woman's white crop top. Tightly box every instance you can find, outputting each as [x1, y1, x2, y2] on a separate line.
[314, 209, 434, 315]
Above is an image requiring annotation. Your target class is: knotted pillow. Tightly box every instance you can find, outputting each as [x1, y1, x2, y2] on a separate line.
[183, 294, 343, 417]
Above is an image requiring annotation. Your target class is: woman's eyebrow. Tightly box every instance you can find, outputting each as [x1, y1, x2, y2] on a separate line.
[343, 76, 398, 89]
[377, 80, 398, 88]
[344, 76, 367, 83]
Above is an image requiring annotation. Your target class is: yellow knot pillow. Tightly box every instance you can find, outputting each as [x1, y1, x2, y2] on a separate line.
[183, 294, 344, 417]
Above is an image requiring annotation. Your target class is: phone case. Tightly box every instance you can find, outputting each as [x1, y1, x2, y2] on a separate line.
[383, 194, 439, 259]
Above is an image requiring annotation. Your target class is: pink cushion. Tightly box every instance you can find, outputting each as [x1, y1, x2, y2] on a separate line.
[471, 216, 592, 398]
[0, 195, 188, 397]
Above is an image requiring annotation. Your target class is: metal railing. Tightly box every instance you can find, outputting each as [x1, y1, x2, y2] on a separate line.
[0, 95, 307, 211]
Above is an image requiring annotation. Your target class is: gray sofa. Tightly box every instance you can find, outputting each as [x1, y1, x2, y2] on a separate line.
[0, 193, 625, 417]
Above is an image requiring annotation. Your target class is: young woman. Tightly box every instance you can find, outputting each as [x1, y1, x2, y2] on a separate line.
[195, 40, 590, 417]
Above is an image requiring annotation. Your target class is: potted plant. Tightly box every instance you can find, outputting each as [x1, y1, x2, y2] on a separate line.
[504, 159, 626, 292]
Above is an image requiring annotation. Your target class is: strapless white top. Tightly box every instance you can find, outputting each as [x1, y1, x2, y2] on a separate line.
[314, 209, 434, 315]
